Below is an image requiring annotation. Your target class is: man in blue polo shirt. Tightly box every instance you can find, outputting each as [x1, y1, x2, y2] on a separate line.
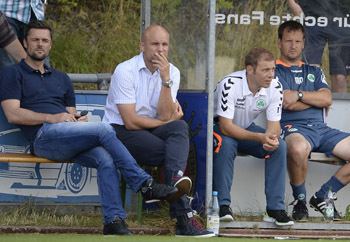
[276, 20, 350, 221]
[0, 21, 190, 235]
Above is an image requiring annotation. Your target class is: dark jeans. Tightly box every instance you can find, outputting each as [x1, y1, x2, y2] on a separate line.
[112, 120, 192, 217]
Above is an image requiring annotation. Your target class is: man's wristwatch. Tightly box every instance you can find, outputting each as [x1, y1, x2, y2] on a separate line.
[297, 91, 303, 101]
[162, 79, 173, 88]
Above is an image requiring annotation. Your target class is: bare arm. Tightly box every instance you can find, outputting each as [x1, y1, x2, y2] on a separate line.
[287, 0, 303, 15]
[154, 52, 176, 120]
[157, 86, 176, 121]
[118, 103, 167, 130]
[1, 99, 76, 125]
[262, 120, 281, 151]
[266, 120, 281, 137]
[3, 38, 26, 63]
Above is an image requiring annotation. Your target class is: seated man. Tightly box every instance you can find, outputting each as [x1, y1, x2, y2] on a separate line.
[276, 20, 350, 221]
[103, 24, 214, 237]
[0, 11, 26, 65]
[213, 47, 293, 226]
[0, 21, 189, 235]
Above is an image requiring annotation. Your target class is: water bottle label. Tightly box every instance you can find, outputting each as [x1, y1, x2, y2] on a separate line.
[207, 215, 220, 235]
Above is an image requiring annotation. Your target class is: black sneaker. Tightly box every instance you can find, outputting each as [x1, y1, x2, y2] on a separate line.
[264, 210, 294, 226]
[174, 176, 192, 195]
[103, 217, 132, 235]
[333, 207, 342, 221]
[309, 194, 342, 221]
[219, 205, 234, 222]
[290, 199, 309, 221]
[141, 178, 180, 203]
[175, 213, 215, 237]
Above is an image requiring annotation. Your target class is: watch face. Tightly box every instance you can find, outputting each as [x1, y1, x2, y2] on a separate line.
[163, 80, 173, 87]
[168, 80, 173, 87]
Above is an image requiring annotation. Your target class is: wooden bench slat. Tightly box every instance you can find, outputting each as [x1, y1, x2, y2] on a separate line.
[0, 153, 63, 163]
[309, 152, 347, 166]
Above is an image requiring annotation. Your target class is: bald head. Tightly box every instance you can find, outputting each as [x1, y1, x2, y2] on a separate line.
[141, 24, 169, 43]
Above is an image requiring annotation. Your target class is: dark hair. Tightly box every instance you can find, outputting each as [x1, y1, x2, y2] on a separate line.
[24, 20, 53, 40]
[245, 47, 274, 69]
[278, 20, 304, 40]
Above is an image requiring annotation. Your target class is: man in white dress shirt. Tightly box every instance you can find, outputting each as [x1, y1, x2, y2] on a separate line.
[213, 48, 293, 226]
[103, 24, 214, 237]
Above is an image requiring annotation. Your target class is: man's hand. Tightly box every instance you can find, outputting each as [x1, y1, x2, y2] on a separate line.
[283, 90, 299, 109]
[261, 133, 280, 151]
[47, 112, 77, 123]
[152, 52, 170, 82]
[170, 101, 183, 121]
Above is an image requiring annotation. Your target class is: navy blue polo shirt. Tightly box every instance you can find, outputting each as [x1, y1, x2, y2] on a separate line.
[0, 60, 75, 143]
[275, 59, 329, 125]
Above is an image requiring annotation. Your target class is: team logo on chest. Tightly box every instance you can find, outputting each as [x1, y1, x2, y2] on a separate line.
[256, 98, 266, 110]
[307, 74, 315, 82]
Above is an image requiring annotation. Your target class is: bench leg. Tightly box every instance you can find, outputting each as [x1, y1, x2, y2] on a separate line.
[137, 192, 143, 225]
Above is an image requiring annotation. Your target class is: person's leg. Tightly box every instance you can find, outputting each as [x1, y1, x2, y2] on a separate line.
[213, 125, 238, 207]
[113, 123, 212, 237]
[328, 25, 348, 93]
[237, 123, 286, 211]
[234, 123, 292, 225]
[113, 121, 192, 217]
[285, 133, 311, 201]
[313, 128, 350, 199]
[150, 120, 189, 184]
[33, 122, 151, 190]
[302, 25, 326, 65]
[73, 146, 126, 223]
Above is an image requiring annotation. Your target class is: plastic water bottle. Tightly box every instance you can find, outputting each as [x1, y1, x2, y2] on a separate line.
[324, 189, 334, 221]
[207, 191, 220, 235]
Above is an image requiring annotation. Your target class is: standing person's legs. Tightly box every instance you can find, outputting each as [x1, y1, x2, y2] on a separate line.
[0, 17, 25, 67]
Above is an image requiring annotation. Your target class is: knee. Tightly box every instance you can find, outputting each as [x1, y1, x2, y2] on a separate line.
[286, 141, 309, 169]
[99, 123, 116, 135]
[95, 148, 115, 169]
[168, 120, 188, 135]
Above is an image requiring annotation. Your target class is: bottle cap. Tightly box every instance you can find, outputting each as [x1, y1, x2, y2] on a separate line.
[212, 191, 218, 196]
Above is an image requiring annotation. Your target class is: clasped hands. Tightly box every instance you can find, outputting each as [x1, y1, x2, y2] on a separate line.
[261, 133, 279, 151]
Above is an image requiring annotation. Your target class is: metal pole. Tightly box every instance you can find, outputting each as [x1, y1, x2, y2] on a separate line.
[141, 0, 151, 36]
[206, 0, 216, 214]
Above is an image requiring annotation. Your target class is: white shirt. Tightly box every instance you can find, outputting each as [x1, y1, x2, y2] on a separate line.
[214, 70, 283, 129]
[103, 52, 180, 125]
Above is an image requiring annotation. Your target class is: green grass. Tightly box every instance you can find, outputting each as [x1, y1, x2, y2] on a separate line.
[0, 235, 342, 242]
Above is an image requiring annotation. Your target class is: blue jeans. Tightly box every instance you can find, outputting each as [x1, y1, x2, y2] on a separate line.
[33, 122, 150, 223]
[213, 123, 287, 210]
